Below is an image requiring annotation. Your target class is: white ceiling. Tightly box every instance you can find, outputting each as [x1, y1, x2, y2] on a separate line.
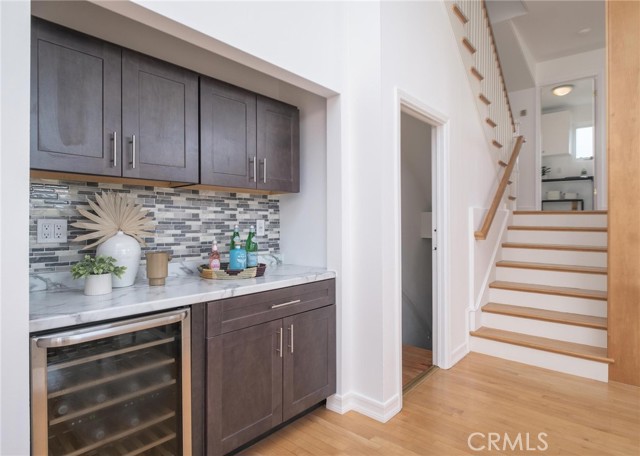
[487, 0, 605, 91]
[540, 77, 594, 111]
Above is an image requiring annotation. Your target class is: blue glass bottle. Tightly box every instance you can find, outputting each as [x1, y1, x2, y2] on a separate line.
[229, 244, 247, 270]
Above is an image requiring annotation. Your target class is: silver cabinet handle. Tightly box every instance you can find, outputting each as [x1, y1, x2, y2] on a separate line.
[251, 156, 257, 183]
[33, 309, 188, 348]
[112, 131, 117, 167]
[288, 324, 294, 354]
[263, 158, 267, 183]
[130, 134, 136, 169]
[276, 328, 283, 358]
[271, 299, 301, 309]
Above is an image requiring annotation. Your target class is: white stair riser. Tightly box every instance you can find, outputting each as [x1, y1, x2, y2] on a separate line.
[513, 214, 607, 228]
[470, 337, 608, 382]
[496, 267, 607, 291]
[507, 230, 607, 246]
[481, 313, 607, 348]
[501, 248, 606, 267]
[489, 289, 606, 317]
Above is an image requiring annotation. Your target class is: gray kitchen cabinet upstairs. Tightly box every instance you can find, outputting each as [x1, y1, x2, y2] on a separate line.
[31, 18, 199, 184]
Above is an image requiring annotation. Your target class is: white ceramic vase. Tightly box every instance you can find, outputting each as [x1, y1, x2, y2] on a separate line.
[84, 273, 112, 296]
[97, 231, 141, 287]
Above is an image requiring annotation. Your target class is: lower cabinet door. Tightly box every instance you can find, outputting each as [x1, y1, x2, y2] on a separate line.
[282, 305, 336, 421]
[207, 320, 283, 456]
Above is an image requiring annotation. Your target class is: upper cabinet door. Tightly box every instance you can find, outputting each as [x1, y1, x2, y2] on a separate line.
[31, 18, 122, 176]
[257, 96, 300, 193]
[122, 50, 199, 183]
[200, 78, 257, 188]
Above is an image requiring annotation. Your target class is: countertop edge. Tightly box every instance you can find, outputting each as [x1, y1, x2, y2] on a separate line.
[30, 269, 336, 333]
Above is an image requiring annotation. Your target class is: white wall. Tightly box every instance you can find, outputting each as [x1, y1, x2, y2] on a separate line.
[0, 1, 31, 453]
[401, 113, 432, 350]
[509, 88, 537, 210]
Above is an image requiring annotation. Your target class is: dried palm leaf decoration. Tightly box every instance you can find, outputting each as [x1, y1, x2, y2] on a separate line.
[72, 192, 155, 250]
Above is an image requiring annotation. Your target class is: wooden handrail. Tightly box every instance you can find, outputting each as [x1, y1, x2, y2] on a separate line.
[475, 135, 525, 240]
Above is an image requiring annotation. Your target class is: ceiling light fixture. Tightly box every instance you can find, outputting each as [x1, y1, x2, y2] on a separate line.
[552, 85, 574, 97]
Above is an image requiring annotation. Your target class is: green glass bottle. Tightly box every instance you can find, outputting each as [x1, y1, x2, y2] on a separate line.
[245, 225, 259, 267]
[229, 224, 240, 251]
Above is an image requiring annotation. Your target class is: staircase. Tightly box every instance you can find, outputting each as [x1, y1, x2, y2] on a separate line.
[470, 211, 611, 381]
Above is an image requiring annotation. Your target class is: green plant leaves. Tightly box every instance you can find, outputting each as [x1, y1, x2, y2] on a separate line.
[71, 254, 127, 279]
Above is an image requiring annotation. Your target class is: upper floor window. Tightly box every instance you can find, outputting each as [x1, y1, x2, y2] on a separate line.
[575, 126, 594, 159]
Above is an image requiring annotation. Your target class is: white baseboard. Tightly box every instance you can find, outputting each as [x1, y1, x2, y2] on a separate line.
[450, 341, 469, 367]
[326, 392, 402, 423]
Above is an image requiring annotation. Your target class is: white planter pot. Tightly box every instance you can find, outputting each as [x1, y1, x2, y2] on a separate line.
[84, 273, 112, 296]
[97, 231, 141, 287]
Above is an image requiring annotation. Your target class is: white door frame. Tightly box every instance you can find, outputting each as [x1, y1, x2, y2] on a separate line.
[394, 89, 451, 401]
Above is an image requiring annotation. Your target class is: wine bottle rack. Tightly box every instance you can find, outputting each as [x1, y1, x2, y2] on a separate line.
[35, 324, 182, 456]
[47, 410, 176, 456]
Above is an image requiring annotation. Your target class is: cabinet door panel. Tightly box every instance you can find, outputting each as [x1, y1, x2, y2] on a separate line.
[31, 18, 121, 175]
[200, 78, 257, 188]
[207, 320, 283, 456]
[122, 50, 198, 183]
[257, 96, 299, 193]
[283, 305, 336, 421]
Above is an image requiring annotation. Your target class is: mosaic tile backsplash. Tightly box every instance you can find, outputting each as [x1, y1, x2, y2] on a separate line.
[29, 179, 280, 274]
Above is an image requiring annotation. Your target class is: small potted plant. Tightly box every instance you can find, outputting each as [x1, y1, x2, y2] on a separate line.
[71, 255, 127, 296]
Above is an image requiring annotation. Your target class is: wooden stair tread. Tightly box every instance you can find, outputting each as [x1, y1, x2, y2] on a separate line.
[498, 160, 508, 167]
[492, 140, 503, 148]
[508, 196, 516, 201]
[471, 66, 484, 80]
[470, 327, 613, 363]
[463, 37, 477, 54]
[489, 281, 607, 301]
[496, 260, 607, 275]
[486, 118, 497, 128]
[502, 242, 607, 253]
[452, 4, 469, 24]
[514, 210, 608, 215]
[508, 225, 607, 232]
[482, 303, 607, 329]
[479, 93, 491, 105]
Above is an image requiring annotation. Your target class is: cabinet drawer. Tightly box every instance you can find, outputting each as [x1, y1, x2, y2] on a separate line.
[206, 279, 335, 337]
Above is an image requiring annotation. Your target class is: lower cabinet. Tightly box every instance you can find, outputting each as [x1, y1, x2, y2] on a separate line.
[192, 279, 336, 456]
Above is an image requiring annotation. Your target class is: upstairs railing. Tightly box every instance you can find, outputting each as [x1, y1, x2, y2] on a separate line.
[448, 1, 524, 239]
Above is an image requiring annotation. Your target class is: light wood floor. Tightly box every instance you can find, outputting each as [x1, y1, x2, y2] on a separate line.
[240, 353, 640, 456]
[402, 344, 433, 387]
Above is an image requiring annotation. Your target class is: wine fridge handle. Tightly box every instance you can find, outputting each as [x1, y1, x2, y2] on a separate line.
[33, 309, 189, 348]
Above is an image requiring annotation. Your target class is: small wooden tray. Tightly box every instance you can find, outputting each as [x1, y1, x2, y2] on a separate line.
[198, 263, 267, 280]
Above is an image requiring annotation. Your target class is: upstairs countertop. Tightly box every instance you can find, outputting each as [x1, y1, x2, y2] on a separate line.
[542, 176, 594, 182]
[30, 264, 336, 333]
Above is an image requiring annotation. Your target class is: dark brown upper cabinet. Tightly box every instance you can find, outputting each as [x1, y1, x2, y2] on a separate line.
[257, 96, 300, 193]
[31, 18, 122, 176]
[31, 19, 198, 184]
[122, 50, 198, 183]
[200, 82, 300, 193]
[200, 78, 257, 188]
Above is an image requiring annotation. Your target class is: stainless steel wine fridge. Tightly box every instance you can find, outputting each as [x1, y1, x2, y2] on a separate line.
[30, 309, 191, 456]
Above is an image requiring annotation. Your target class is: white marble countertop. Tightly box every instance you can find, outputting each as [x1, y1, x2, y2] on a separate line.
[30, 264, 336, 333]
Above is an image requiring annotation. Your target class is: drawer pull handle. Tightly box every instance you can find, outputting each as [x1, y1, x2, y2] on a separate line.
[288, 324, 294, 354]
[276, 328, 283, 358]
[271, 299, 301, 309]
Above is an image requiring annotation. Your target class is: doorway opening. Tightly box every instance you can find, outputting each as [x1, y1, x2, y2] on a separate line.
[400, 111, 436, 390]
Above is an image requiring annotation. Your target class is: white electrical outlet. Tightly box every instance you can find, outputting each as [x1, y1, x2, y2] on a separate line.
[256, 220, 266, 236]
[37, 219, 67, 244]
